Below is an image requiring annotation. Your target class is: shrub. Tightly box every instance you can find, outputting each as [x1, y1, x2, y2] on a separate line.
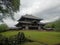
[0, 24, 9, 32]
[54, 19, 60, 32]
[17, 32, 26, 43]
[54, 25, 60, 32]
[0, 32, 32, 45]
[0, 34, 7, 45]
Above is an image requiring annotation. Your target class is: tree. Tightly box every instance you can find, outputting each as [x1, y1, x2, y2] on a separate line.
[54, 19, 60, 31]
[0, 0, 20, 22]
[0, 24, 9, 32]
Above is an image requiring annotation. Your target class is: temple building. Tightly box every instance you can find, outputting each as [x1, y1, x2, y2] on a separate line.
[16, 14, 45, 30]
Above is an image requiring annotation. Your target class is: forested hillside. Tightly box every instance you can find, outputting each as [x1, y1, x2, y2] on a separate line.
[44, 19, 60, 31]
[54, 19, 60, 31]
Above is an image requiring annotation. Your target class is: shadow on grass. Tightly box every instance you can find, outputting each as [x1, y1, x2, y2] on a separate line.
[0, 32, 48, 45]
[54, 43, 60, 45]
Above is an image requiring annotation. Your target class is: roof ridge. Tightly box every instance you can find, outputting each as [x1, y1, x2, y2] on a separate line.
[22, 14, 40, 19]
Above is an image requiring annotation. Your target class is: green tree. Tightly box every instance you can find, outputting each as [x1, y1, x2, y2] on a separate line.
[54, 19, 60, 32]
[0, 0, 20, 22]
[44, 19, 60, 31]
[0, 24, 9, 32]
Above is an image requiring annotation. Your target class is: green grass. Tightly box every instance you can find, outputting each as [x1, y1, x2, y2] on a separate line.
[0, 30, 60, 45]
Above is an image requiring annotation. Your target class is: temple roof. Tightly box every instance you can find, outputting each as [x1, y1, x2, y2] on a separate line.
[18, 14, 43, 22]
[22, 14, 41, 19]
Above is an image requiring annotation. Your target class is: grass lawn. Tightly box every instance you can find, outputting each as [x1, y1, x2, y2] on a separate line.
[0, 30, 60, 45]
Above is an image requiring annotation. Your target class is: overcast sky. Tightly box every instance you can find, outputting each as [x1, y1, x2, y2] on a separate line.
[4, 0, 60, 27]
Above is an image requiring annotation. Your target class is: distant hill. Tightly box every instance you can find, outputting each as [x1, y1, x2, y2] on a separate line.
[44, 19, 60, 31]
[54, 19, 60, 31]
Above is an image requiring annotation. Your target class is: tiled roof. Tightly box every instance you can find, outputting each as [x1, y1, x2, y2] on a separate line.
[22, 14, 41, 19]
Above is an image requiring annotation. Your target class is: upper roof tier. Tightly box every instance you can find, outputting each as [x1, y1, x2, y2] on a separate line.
[18, 14, 43, 21]
[23, 14, 40, 19]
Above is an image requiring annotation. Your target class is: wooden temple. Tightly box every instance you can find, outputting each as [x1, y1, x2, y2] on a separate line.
[16, 14, 45, 30]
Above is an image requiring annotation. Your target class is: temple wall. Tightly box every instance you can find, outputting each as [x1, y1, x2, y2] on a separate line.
[25, 26, 28, 30]
[25, 26, 40, 30]
[38, 26, 41, 30]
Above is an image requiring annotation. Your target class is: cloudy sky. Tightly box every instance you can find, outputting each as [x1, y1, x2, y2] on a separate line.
[4, 0, 60, 27]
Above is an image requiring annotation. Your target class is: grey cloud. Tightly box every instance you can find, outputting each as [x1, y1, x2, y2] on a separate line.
[2, 0, 60, 27]
[36, 5, 60, 19]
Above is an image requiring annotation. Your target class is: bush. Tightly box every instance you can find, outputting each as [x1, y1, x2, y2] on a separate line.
[54, 19, 60, 32]
[0, 32, 26, 45]
[54, 25, 60, 32]
[0, 24, 9, 32]
[0, 32, 33, 45]
[17, 32, 26, 43]
[44, 23, 55, 28]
